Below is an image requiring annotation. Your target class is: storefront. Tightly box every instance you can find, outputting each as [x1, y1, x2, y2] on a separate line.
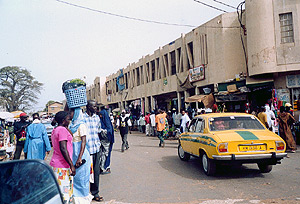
[286, 74, 300, 120]
[216, 80, 248, 112]
[246, 77, 274, 113]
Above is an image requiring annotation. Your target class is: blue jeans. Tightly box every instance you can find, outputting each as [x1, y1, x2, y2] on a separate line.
[157, 131, 164, 145]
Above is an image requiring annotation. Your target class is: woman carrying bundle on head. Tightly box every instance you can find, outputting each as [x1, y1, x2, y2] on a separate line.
[69, 107, 92, 203]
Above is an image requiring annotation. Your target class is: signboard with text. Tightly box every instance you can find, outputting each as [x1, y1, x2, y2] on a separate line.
[287, 74, 300, 88]
[189, 65, 205, 83]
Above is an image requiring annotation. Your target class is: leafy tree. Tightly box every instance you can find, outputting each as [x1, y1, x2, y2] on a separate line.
[0, 66, 43, 112]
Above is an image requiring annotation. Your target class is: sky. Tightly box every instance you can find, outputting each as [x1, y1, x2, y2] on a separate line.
[0, 0, 242, 112]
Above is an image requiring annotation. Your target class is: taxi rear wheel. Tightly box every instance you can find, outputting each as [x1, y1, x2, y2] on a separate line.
[257, 163, 273, 173]
[178, 144, 190, 161]
[201, 152, 216, 176]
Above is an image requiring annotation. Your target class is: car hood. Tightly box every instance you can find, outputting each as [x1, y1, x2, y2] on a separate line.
[213, 130, 281, 142]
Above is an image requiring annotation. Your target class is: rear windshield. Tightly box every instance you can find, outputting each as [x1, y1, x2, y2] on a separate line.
[209, 116, 265, 131]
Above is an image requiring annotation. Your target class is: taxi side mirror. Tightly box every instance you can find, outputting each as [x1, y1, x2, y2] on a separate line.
[0, 160, 63, 204]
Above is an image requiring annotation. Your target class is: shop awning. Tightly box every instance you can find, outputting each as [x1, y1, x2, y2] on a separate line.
[185, 93, 214, 108]
[215, 92, 247, 102]
[185, 95, 206, 103]
[112, 108, 120, 112]
[218, 80, 246, 92]
[246, 77, 274, 88]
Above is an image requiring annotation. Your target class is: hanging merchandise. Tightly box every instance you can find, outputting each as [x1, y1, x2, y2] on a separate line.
[272, 89, 278, 117]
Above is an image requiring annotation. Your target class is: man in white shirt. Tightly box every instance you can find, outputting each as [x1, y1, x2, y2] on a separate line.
[181, 110, 191, 133]
[150, 111, 156, 136]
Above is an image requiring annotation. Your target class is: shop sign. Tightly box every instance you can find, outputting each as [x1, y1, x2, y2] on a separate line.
[286, 74, 300, 88]
[277, 89, 290, 102]
[189, 65, 205, 83]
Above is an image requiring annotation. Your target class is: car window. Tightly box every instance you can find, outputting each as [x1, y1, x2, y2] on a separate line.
[209, 116, 265, 131]
[188, 119, 197, 132]
[195, 119, 203, 133]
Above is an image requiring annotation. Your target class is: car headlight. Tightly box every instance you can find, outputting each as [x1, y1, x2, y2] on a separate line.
[218, 143, 228, 153]
[275, 141, 285, 151]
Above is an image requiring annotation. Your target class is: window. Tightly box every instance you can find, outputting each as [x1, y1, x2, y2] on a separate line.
[136, 68, 140, 86]
[195, 119, 204, 133]
[279, 13, 294, 43]
[209, 116, 265, 131]
[177, 47, 182, 72]
[170, 51, 176, 75]
[125, 73, 128, 89]
[188, 119, 197, 132]
[151, 60, 155, 81]
[187, 42, 194, 69]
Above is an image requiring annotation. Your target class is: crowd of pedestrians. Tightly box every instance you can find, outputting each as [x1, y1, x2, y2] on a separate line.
[4, 100, 299, 203]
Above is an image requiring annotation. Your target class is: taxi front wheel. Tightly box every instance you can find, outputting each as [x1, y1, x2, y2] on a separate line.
[201, 152, 216, 176]
[257, 163, 273, 173]
[178, 144, 190, 161]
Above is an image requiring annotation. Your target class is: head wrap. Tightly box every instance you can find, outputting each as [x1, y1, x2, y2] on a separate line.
[69, 108, 84, 134]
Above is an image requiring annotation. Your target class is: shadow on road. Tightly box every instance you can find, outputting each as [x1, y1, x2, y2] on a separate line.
[158, 155, 266, 180]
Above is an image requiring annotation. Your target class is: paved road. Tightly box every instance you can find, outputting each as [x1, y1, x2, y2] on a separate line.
[96, 131, 300, 204]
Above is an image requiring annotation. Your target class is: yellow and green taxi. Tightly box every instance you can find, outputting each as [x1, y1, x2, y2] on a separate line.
[178, 113, 287, 176]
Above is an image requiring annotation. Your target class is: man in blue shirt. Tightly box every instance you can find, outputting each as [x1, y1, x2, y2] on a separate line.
[83, 100, 105, 202]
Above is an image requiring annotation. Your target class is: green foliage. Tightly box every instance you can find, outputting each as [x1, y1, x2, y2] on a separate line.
[0, 66, 43, 112]
[69, 79, 86, 86]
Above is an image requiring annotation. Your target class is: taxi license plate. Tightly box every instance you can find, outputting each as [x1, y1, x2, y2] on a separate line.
[239, 145, 266, 152]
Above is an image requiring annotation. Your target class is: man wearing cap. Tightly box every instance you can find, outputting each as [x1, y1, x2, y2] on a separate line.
[13, 113, 30, 160]
[116, 110, 132, 152]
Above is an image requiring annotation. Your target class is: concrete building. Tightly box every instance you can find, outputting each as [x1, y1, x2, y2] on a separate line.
[87, 0, 300, 115]
[47, 101, 63, 115]
[246, 0, 300, 114]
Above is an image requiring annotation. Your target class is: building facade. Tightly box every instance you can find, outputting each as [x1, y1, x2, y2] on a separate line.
[47, 102, 63, 115]
[87, 0, 300, 115]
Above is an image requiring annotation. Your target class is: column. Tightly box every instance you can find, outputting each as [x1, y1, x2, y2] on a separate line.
[177, 92, 181, 112]
[145, 96, 149, 113]
[184, 91, 189, 110]
[141, 97, 145, 115]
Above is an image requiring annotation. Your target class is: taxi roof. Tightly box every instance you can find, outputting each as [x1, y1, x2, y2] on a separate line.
[194, 112, 253, 119]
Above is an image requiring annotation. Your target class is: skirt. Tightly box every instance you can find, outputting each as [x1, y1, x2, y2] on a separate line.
[52, 167, 73, 204]
[72, 141, 91, 198]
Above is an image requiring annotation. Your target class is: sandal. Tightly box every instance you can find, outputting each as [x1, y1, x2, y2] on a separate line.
[92, 195, 104, 202]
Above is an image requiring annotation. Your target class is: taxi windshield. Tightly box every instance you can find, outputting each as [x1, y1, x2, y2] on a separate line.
[209, 116, 265, 131]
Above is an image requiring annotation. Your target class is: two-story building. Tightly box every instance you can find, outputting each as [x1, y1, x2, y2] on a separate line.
[87, 0, 300, 115]
[47, 101, 64, 115]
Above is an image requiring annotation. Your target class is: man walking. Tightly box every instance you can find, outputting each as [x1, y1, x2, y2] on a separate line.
[23, 113, 51, 160]
[13, 113, 30, 160]
[257, 106, 269, 129]
[155, 109, 166, 147]
[180, 110, 191, 133]
[116, 110, 132, 152]
[83, 100, 104, 202]
[145, 112, 151, 136]
[150, 111, 156, 136]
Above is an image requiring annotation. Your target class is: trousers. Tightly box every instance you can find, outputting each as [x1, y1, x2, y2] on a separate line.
[121, 133, 129, 151]
[90, 151, 101, 196]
